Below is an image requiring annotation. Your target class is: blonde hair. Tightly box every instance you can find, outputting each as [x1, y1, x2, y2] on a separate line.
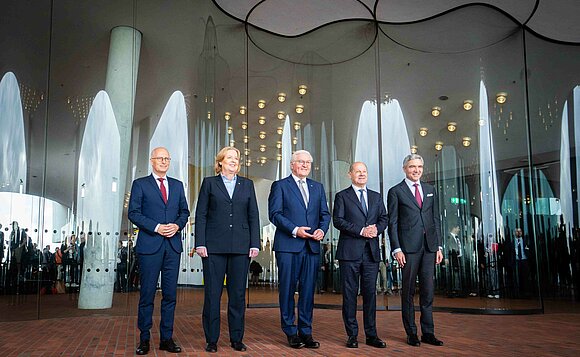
[215, 146, 241, 174]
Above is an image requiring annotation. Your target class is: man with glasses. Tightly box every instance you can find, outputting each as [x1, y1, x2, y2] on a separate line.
[268, 150, 331, 349]
[128, 147, 190, 355]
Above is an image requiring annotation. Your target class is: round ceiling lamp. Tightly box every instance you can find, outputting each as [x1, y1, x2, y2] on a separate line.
[239, 106, 247, 115]
[447, 122, 457, 132]
[277, 93, 286, 102]
[298, 85, 307, 95]
[431, 106, 441, 117]
[434, 141, 443, 151]
[463, 100, 473, 111]
[419, 127, 428, 137]
[295, 104, 304, 114]
[257, 99, 266, 109]
[224, 112, 231, 121]
[496, 92, 507, 104]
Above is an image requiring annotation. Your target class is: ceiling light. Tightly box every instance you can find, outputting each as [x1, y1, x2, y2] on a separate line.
[243, 135, 249, 143]
[245, 159, 252, 167]
[257, 99, 266, 109]
[434, 141, 443, 151]
[207, 111, 211, 119]
[244, 148, 250, 156]
[227, 126, 233, 134]
[276, 141, 282, 149]
[295, 104, 304, 114]
[462, 137, 472, 147]
[447, 122, 457, 132]
[294, 121, 301, 131]
[277, 153, 282, 161]
[419, 127, 428, 137]
[298, 85, 307, 95]
[276, 127, 283, 135]
[292, 137, 298, 145]
[258, 116, 266, 125]
[496, 92, 507, 104]
[463, 100, 473, 111]
[259, 131, 266, 139]
[410, 145, 418, 154]
[224, 112, 231, 120]
[431, 106, 441, 117]
[277, 93, 286, 102]
[259, 144, 266, 152]
[239, 106, 247, 115]
[277, 111, 286, 120]
[241, 121, 248, 130]
[229, 139, 235, 147]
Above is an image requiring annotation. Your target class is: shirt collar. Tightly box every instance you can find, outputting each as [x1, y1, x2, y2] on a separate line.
[221, 174, 237, 182]
[351, 184, 367, 192]
[404, 177, 420, 188]
[292, 173, 306, 183]
[152, 172, 166, 181]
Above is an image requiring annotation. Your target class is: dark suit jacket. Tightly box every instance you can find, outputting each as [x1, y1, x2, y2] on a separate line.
[194, 175, 260, 254]
[333, 186, 387, 262]
[387, 180, 441, 254]
[128, 174, 190, 254]
[268, 175, 331, 254]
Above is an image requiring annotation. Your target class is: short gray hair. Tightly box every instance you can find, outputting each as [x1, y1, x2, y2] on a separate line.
[291, 150, 313, 162]
[402, 154, 424, 167]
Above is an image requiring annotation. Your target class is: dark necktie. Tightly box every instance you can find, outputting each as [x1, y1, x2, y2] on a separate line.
[414, 183, 422, 208]
[517, 239, 523, 260]
[359, 189, 368, 215]
[158, 178, 168, 204]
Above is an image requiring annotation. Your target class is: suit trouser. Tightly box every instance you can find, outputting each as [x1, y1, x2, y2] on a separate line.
[202, 253, 250, 343]
[276, 245, 319, 337]
[339, 243, 379, 338]
[137, 239, 181, 341]
[401, 246, 435, 336]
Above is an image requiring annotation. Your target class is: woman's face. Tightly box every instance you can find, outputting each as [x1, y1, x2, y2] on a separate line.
[220, 149, 239, 175]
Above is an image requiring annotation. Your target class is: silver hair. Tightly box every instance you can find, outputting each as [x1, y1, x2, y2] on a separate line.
[150, 146, 169, 158]
[291, 150, 313, 162]
[402, 154, 424, 167]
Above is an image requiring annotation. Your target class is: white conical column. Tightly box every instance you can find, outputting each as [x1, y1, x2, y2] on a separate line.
[105, 26, 141, 229]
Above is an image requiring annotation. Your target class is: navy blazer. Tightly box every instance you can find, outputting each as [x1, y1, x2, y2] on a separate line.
[194, 175, 260, 254]
[268, 175, 331, 254]
[333, 186, 388, 262]
[387, 180, 441, 254]
[128, 174, 190, 255]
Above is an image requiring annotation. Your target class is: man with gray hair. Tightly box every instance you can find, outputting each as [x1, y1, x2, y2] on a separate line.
[268, 149, 331, 349]
[387, 154, 444, 347]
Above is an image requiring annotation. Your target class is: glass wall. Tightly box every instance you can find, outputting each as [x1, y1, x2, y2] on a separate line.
[1, 0, 579, 321]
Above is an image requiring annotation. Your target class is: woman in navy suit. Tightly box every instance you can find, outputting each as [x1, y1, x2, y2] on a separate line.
[195, 146, 260, 353]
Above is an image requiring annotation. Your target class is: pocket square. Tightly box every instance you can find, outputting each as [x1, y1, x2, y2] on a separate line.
[427, 193, 434, 197]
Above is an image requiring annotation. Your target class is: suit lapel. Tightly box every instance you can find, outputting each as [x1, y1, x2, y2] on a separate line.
[399, 180, 421, 209]
[231, 176, 244, 200]
[346, 187, 366, 216]
[287, 175, 307, 210]
[148, 174, 166, 204]
[214, 175, 232, 200]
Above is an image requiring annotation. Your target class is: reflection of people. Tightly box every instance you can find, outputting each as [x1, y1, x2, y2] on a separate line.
[387, 154, 444, 347]
[447, 225, 463, 296]
[268, 150, 331, 349]
[194, 146, 260, 353]
[333, 162, 387, 349]
[115, 240, 128, 292]
[249, 260, 263, 285]
[510, 228, 531, 296]
[128, 147, 190, 355]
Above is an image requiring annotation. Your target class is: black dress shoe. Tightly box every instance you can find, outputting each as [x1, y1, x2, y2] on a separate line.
[287, 334, 305, 349]
[346, 336, 358, 348]
[421, 334, 444, 346]
[136, 340, 150, 355]
[159, 338, 182, 353]
[407, 334, 421, 347]
[366, 336, 387, 348]
[231, 341, 247, 351]
[300, 334, 320, 349]
[205, 343, 218, 353]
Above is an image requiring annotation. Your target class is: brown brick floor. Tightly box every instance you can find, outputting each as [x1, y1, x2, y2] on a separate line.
[1, 306, 580, 356]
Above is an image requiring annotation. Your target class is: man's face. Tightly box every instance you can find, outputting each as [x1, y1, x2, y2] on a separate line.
[515, 229, 523, 237]
[150, 148, 171, 176]
[291, 152, 312, 179]
[403, 159, 423, 182]
[349, 162, 368, 187]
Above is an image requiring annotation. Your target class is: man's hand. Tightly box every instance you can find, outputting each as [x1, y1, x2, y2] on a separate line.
[159, 223, 179, 237]
[312, 229, 325, 241]
[296, 226, 314, 239]
[196, 247, 208, 258]
[394, 251, 406, 268]
[249, 249, 259, 258]
[362, 224, 377, 238]
[436, 250, 443, 265]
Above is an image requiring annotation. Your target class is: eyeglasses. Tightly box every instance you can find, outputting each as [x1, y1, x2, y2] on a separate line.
[151, 157, 171, 162]
[294, 160, 312, 165]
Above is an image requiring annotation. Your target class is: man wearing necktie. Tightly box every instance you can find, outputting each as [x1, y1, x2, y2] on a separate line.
[387, 154, 444, 347]
[333, 162, 388, 349]
[512, 228, 530, 297]
[447, 225, 463, 296]
[268, 150, 331, 349]
[128, 147, 190, 355]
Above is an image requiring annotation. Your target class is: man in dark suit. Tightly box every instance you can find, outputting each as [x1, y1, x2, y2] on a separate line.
[387, 154, 444, 347]
[268, 149, 331, 349]
[333, 162, 387, 349]
[128, 147, 190, 355]
[195, 146, 260, 353]
[447, 225, 463, 296]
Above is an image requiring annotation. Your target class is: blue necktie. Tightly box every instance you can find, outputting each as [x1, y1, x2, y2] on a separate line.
[359, 189, 368, 215]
